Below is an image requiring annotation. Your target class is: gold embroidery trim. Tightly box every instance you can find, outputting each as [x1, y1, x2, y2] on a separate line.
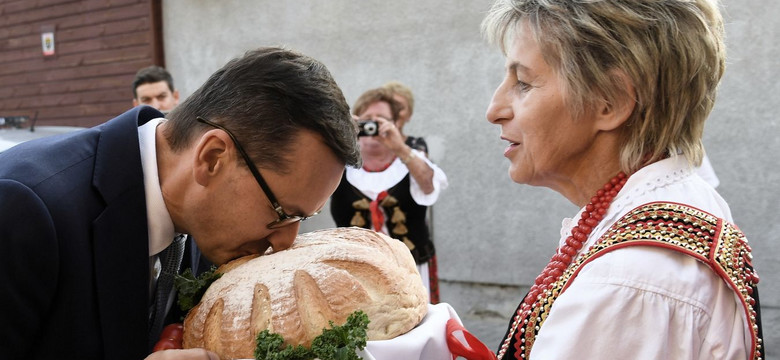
[504, 202, 762, 360]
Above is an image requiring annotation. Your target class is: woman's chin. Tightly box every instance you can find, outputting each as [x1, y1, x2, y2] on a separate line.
[508, 167, 529, 184]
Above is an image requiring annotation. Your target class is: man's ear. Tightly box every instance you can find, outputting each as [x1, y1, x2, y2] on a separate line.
[132, 99, 139, 107]
[595, 69, 636, 132]
[192, 130, 231, 186]
[172, 90, 180, 106]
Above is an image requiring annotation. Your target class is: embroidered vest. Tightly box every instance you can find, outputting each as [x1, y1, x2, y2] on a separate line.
[330, 171, 434, 264]
[498, 202, 763, 359]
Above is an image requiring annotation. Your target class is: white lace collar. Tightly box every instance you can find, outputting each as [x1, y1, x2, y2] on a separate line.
[559, 156, 698, 249]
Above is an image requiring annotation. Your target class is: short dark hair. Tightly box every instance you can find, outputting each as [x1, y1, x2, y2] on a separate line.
[352, 87, 402, 122]
[132, 65, 175, 98]
[164, 47, 361, 171]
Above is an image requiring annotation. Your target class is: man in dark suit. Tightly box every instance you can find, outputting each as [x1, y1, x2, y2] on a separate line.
[0, 47, 360, 360]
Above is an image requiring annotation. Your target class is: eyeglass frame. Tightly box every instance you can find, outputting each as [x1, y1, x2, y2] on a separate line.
[196, 116, 319, 229]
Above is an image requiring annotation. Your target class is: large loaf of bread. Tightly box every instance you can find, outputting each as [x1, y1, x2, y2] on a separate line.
[182, 227, 428, 359]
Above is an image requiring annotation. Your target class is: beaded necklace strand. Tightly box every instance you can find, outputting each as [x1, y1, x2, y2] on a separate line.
[497, 172, 628, 359]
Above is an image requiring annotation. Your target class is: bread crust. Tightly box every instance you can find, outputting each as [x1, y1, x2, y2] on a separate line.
[182, 227, 428, 359]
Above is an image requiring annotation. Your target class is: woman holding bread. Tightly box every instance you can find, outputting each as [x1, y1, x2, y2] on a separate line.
[481, 0, 763, 359]
[330, 87, 448, 303]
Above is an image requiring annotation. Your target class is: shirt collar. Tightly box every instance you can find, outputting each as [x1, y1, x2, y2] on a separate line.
[138, 117, 177, 256]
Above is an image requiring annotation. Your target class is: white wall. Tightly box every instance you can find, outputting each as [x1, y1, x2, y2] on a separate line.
[163, 1, 779, 355]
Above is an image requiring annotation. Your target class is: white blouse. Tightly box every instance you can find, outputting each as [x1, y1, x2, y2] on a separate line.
[530, 156, 751, 359]
[345, 149, 448, 206]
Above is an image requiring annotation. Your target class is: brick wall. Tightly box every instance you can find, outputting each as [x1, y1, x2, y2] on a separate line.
[0, 0, 162, 127]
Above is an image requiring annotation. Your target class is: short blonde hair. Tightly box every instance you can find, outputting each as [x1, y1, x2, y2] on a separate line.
[482, 0, 725, 172]
[382, 81, 415, 116]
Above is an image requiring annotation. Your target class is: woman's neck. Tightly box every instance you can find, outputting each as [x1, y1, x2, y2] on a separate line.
[362, 152, 397, 172]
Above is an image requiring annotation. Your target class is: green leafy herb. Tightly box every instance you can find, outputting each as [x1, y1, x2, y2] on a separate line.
[311, 310, 369, 360]
[254, 310, 370, 360]
[254, 331, 312, 360]
[174, 266, 222, 313]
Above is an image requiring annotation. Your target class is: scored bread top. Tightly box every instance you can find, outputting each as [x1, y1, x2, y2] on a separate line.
[182, 227, 428, 359]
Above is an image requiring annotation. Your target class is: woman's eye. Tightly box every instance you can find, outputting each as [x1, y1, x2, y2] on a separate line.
[515, 81, 531, 92]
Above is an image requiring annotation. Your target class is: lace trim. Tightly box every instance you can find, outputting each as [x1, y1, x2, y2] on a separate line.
[564, 159, 696, 250]
[609, 161, 693, 223]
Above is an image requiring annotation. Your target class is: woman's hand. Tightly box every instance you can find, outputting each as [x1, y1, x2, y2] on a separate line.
[372, 117, 435, 193]
[144, 349, 219, 360]
[373, 117, 406, 153]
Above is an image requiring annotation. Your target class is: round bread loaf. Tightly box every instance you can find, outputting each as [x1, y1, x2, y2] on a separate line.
[182, 227, 428, 359]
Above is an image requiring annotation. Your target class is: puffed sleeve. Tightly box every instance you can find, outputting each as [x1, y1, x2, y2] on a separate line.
[409, 149, 448, 206]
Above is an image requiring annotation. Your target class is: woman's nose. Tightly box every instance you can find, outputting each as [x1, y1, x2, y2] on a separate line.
[486, 80, 513, 124]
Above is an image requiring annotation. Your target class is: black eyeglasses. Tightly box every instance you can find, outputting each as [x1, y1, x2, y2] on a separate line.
[196, 116, 319, 229]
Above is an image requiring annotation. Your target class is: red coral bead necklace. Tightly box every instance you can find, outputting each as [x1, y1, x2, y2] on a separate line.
[498, 172, 629, 359]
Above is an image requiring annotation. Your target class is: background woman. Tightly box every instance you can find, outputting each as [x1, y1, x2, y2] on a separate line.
[382, 81, 429, 155]
[481, 0, 763, 358]
[330, 87, 448, 303]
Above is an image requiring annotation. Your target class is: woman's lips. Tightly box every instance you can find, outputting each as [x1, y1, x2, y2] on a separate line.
[502, 136, 520, 157]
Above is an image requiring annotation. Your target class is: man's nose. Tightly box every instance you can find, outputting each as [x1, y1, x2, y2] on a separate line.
[266, 222, 300, 252]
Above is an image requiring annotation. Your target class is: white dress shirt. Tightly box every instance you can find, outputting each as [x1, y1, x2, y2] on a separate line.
[138, 118, 179, 309]
[531, 156, 750, 359]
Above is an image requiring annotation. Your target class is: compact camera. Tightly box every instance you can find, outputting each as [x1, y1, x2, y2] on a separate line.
[357, 120, 379, 137]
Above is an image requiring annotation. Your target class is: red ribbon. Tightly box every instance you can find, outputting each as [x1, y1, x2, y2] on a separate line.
[369, 190, 389, 232]
[446, 319, 497, 360]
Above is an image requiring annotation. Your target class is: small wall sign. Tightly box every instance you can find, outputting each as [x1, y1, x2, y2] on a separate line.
[41, 25, 55, 57]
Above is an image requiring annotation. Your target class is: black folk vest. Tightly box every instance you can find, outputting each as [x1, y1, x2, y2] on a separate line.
[330, 171, 434, 264]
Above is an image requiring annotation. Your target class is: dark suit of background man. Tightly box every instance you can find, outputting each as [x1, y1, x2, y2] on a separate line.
[0, 47, 361, 360]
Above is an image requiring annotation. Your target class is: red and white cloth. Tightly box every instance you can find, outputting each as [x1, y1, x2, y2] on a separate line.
[360, 303, 494, 360]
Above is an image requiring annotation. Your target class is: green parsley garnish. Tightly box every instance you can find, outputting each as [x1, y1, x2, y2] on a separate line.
[174, 266, 222, 313]
[254, 310, 370, 360]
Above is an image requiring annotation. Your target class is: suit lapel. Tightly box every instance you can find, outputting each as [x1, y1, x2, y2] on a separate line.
[91, 106, 164, 358]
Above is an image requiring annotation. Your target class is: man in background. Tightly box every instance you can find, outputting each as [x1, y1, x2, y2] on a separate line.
[133, 65, 180, 113]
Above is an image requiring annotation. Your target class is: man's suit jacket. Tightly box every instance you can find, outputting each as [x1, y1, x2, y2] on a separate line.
[0, 106, 163, 359]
